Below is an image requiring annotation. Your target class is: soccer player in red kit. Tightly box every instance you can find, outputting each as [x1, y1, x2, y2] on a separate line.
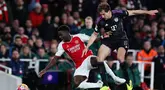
[39, 25, 125, 89]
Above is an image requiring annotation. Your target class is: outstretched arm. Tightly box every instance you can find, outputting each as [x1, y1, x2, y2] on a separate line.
[44, 56, 59, 71]
[39, 42, 64, 77]
[86, 32, 99, 49]
[127, 10, 158, 16]
[39, 56, 60, 77]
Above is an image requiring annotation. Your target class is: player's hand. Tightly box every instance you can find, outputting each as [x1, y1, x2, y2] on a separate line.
[39, 69, 47, 77]
[81, 47, 88, 57]
[147, 10, 158, 15]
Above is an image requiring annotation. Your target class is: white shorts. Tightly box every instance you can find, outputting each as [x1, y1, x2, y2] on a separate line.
[73, 55, 96, 78]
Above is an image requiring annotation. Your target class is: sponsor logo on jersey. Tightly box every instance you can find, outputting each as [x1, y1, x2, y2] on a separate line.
[68, 44, 80, 53]
[110, 25, 117, 31]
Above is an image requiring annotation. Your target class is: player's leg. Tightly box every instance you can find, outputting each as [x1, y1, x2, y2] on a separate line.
[97, 44, 111, 61]
[90, 57, 126, 84]
[117, 47, 126, 63]
[116, 40, 129, 84]
[74, 76, 103, 89]
[117, 39, 129, 63]
[103, 61, 126, 84]
[74, 56, 103, 89]
[74, 75, 86, 88]
[97, 45, 125, 84]
[96, 44, 111, 85]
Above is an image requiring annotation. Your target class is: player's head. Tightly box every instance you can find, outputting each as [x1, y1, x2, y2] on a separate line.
[97, 2, 112, 20]
[58, 25, 71, 41]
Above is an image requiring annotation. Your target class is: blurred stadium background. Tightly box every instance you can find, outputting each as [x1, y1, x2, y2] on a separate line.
[0, 0, 165, 90]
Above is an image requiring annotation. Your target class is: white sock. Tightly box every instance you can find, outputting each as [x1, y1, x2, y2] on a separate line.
[103, 61, 117, 79]
[78, 80, 103, 89]
[103, 61, 126, 84]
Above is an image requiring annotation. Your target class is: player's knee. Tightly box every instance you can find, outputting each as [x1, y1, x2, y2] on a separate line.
[98, 54, 107, 62]
[117, 55, 124, 61]
[74, 79, 81, 87]
[74, 76, 86, 88]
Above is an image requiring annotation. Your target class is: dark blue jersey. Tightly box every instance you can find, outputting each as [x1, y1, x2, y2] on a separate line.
[95, 10, 129, 40]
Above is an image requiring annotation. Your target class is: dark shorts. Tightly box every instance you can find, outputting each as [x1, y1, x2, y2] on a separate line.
[101, 38, 129, 51]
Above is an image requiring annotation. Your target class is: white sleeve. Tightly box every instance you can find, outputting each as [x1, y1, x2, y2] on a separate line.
[75, 34, 90, 42]
[3, 6, 7, 11]
[55, 42, 65, 56]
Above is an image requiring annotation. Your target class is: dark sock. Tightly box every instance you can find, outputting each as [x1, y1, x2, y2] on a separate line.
[97, 62, 108, 86]
[120, 62, 129, 83]
[90, 57, 108, 86]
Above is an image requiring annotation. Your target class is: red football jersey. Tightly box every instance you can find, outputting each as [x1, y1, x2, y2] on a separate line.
[55, 34, 93, 68]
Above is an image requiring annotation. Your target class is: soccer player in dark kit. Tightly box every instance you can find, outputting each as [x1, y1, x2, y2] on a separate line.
[82, 2, 158, 84]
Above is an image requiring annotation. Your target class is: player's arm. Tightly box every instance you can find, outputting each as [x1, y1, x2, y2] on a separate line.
[81, 32, 99, 57]
[39, 43, 64, 77]
[43, 56, 59, 71]
[127, 10, 158, 16]
[39, 56, 60, 77]
[39, 56, 61, 77]
[86, 22, 101, 48]
[77, 32, 99, 47]
[82, 18, 101, 56]
[86, 32, 99, 49]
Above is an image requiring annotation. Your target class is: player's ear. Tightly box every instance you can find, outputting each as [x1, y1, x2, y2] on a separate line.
[108, 10, 111, 13]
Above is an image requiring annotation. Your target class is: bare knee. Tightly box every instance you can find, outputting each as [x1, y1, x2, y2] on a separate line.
[74, 76, 86, 87]
[98, 52, 109, 62]
[74, 79, 81, 87]
[117, 47, 126, 62]
[98, 45, 111, 61]
[117, 55, 124, 61]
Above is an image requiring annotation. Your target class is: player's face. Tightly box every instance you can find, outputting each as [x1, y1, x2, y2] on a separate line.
[99, 10, 112, 20]
[58, 31, 70, 41]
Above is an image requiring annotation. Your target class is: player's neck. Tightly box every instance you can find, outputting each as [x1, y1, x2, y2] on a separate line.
[108, 13, 112, 19]
[64, 35, 72, 42]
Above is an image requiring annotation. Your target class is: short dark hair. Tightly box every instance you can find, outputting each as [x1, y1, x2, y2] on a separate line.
[97, 2, 111, 13]
[58, 25, 70, 32]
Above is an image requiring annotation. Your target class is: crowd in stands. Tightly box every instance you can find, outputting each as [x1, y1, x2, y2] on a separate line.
[0, 0, 165, 90]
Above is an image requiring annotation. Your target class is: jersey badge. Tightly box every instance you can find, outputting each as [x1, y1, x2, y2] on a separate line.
[75, 40, 79, 44]
[114, 18, 119, 22]
[66, 45, 69, 48]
